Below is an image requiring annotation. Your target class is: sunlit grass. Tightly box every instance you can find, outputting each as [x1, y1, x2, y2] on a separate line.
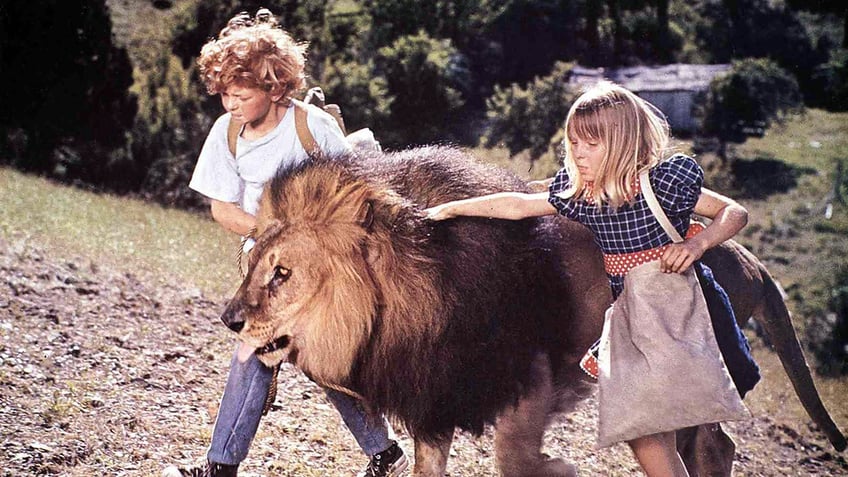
[738, 109, 848, 172]
[0, 169, 242, 296]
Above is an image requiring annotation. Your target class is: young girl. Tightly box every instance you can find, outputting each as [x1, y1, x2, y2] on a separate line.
[426, 81, 759, 476]
[162, 10, 406, 477]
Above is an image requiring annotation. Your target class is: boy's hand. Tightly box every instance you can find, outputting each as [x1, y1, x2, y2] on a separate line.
[661, 238, 707, 274]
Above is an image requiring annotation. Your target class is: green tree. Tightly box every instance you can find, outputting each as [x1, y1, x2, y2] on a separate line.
[320, 58, 393, 134]
[0, 0, 136, 187]
[484, 62, 577, 160]
[786, 0, 848, 48]
[374, 31, 470, 147]
[694, 0, 822, 99]
[171, 0, 331, 69]
[478, 0, 582, 83]
[698, 58, 803, 160]
[132, 52, 210, 209]
[362, 0, 483, 51]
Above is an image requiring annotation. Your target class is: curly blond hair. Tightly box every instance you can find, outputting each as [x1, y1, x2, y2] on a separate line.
[197, 9, 307, 99]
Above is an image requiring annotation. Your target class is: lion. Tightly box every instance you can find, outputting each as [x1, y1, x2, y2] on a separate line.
[221, 146, 845, 476]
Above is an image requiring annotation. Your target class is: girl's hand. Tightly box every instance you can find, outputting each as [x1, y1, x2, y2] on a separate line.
[526, 178, 553, 193]
[661, 237, 707, 273]
[425, 204, 455, 221]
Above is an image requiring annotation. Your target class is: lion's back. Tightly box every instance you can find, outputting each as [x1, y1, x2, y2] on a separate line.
[341, 146, 578, 438]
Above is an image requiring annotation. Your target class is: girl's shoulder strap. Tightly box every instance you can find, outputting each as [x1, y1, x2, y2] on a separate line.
[639, 169, 684, 243]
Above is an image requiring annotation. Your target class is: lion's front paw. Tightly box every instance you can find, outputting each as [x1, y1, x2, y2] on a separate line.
[540, 457, 577, 477]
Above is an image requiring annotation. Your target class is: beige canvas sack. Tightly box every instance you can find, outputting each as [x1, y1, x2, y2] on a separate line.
[596, 170, 750, 448]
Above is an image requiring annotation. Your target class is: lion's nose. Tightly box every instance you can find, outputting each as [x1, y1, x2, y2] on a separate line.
[227, 319, 244, 333]
[221, 301, 245, 333]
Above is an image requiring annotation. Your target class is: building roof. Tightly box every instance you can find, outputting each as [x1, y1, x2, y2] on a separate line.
[570, 63, 731, 92]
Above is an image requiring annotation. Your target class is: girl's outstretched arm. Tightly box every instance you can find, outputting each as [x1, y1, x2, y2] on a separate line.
[661, 187, 748, 273]
[425, 192, 557, 221]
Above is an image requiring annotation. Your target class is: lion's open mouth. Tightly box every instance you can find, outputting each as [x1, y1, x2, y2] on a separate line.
[255, 335, 290, 356]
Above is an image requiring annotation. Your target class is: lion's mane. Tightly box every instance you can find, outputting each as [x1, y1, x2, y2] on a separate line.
[256, 146, 582, 442]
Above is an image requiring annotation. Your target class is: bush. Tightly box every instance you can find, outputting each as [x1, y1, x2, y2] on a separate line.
[807, 53, 848, 111]
[132, 52, 210, 209]
[319, 59, 392, 135]
[698, 58, 803, 158]
[0, 0, 136, 185]
[483, 62, 577, 160]
[374, 31, 470, 147]
[807, 265, 848, 376]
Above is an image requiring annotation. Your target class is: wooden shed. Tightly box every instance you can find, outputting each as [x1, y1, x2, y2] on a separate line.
[569, 64, 731, 134]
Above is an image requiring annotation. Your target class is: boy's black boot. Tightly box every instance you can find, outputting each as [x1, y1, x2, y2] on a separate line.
[357, 441, 409, 477]
[161, 460, 238, 477]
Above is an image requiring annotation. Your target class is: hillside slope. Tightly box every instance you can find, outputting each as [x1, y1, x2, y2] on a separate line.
[0, 165, 846, 475]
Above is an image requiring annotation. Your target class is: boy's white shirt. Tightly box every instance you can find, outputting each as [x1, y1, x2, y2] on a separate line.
[189, 102, 351, 217]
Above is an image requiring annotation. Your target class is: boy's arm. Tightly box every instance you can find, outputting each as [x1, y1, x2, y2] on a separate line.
[210, 200, 257, 236]
[425, 192, 557, 221]
[661, 187, 748, 273]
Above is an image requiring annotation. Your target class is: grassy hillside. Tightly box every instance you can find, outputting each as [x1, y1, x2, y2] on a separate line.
[732, 110, 848, 331]
[1, 110, 847, 475]
[0, 171, 242, 296]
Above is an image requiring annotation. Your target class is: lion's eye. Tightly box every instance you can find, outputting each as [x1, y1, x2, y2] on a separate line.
[271, 265, 291, 285]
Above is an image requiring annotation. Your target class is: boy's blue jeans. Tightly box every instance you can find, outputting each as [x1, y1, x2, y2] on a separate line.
[207, 345, 393, 466]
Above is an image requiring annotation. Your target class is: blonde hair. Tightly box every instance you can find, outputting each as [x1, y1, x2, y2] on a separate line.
[558, 81, 672, 208]
[197, 8, 307, 99]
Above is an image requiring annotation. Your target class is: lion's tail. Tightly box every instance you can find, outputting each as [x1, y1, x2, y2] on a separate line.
[756, 267, 846, 451]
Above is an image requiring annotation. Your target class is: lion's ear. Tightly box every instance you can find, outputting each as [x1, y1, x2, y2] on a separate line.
[356, 200, 375, 231]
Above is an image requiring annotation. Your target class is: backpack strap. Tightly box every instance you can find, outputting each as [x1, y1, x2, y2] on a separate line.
[303, 87, 346, 135]
[227, 101, 322, 159]
[227, 117, 242, 157]
[292, 100, 322, 158]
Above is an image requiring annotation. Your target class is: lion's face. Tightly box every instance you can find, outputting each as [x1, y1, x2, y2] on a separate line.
[222, 217, 379, 387]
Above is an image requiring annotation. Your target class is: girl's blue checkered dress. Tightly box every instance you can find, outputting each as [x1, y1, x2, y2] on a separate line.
[548, 154, 760, 397]
[547, 154, 703, 299]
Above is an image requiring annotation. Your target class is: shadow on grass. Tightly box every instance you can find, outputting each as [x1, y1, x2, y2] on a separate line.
[730, 156, 817, 199]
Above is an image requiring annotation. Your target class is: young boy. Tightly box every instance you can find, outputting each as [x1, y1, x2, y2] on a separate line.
[162, 9, 407, 477]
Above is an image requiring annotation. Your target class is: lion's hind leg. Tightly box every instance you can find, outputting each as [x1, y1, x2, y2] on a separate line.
[494, 354, 578, 477]
[412, 435, 453, 477]
[676, 423, 735, 477]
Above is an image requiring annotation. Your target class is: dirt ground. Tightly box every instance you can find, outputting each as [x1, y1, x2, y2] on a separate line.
[1, 236, 846, 476]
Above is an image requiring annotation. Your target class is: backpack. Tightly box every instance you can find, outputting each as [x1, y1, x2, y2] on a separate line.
[226, 86, 379, 158]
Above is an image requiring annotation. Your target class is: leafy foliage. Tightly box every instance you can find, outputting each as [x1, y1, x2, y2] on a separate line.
[374, 31, 470, 146]
[0, 0, 136, 187]
[319, 59, 393, 134]
[807, 265, 848, 376]
[171, 0, 331, 69]
[693, 0, 825, 101]
[484, 62, 577, 159]
[131, 52, 210, 209]
[807, 53, 848, 111]
[2, 0, 847, 198]
[698, 58, 803, 157]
